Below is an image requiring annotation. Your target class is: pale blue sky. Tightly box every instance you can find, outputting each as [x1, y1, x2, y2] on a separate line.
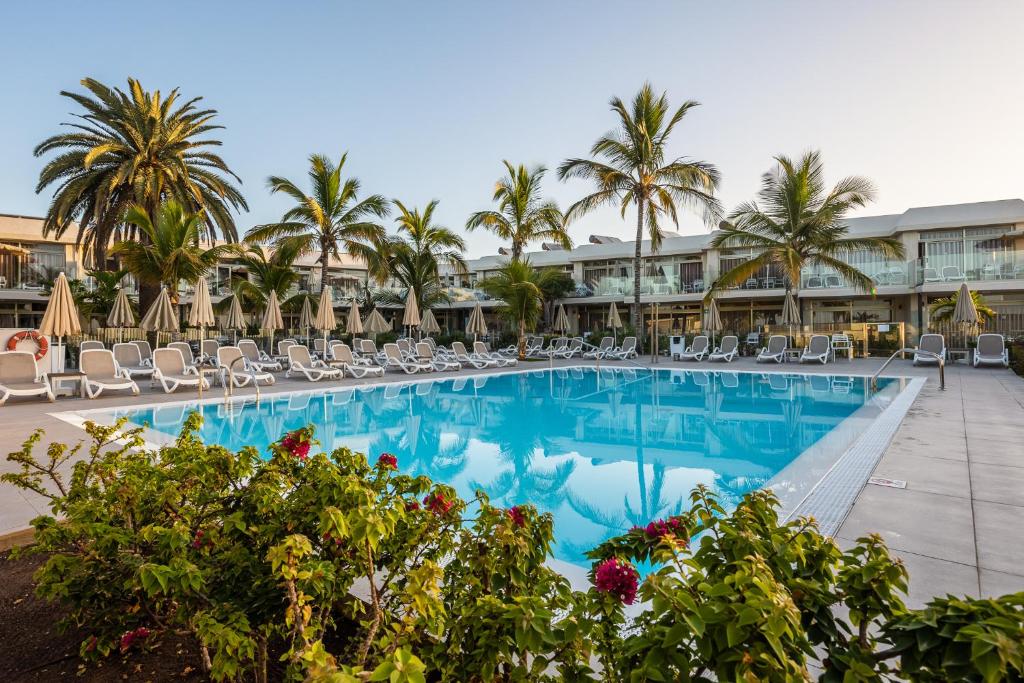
[1, 1, 1022, 256]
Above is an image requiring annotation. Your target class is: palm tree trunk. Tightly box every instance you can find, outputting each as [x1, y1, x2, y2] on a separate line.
[139, 197, 161, 346]
[320, 244, 330, 294]
[633, 200, 644, 352]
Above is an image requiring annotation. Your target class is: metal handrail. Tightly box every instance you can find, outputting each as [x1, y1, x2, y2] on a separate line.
[870, 347, 944, 392]
[223, 356, 261, 405]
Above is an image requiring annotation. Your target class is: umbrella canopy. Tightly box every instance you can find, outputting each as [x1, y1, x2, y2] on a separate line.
[951, 282, 979, 325]
[187, 276, 216, 329]
[364, 308, 390, 335]
[467, 303, 488, 337]
[140, 287, 180, 333]
[261, 291, 284, 331]
[346, 301, 364, 335]
[553, 303, 570, 334]
[607, 302, 623, 329]
[781, 292, 801, 326]
[402, 288, 421, 327]
[314, 286, 337, 332]
[299, 297, 314, 331]
[107, 289, 135, 328]
[420, 308, 441, 335]
[224, 295, 246, 330]
[39, 272, 82, 338]
[0, 242, 30, 256]
[703, 297, 723, 332]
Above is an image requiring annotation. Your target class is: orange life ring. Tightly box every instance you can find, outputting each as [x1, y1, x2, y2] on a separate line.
[7, 330, 48, 361]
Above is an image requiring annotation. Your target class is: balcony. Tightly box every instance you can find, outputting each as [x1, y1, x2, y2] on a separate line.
[801, 260, 911, 290]
[915, 251, 1024, 287]
[578, 275, 704, 297]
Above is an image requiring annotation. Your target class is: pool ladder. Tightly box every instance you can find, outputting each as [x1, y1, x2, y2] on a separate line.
[870, 348, 944, 392]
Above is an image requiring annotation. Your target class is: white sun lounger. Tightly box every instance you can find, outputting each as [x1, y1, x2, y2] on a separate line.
[583, 337, 614, 359]
[112, 343, 155, 383]
[79, 340, 105, 353]
[607, 336, 637, 360]
[553, 338, 583, 359]
[679, 336, 709, 362]
[539, 337, 568, 358]
[331, 343, 385, 378]
[474, 341, 517, 366]
[79, 349, 139, 399]
[709, 336, 738, 363]
[973, 333, 1009, 368]
[757, 335, 787, 363]
[217, 346, 276, 387]
[800, 334, 831, 364]
[418, 342, 461, 371]
[383, 343, 432, 374]
[0, 352, 54, 405]
[200, 339, 220, 365]
[287, 345, 342, 381]
[913, 334, 946, 366]
[131, 340, 154, 367]
[239, 339, 284, 372]
[451, 341, 499, 368]
[153, 348, 210, 394]
[168, 342, 200, 371]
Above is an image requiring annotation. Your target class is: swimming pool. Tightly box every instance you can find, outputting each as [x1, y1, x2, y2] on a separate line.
[64, 367, 909, 570]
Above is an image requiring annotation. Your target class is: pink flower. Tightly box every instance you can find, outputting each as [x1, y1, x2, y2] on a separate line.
[594, 558, 639, 605]
[405, 500, 420, 512]
[507, 506, 526, 528]
[377, 453, 398, 469]
[423, 492, 453, 516]
[119, 626, 151, 653]
[643, 516, 688, 544]
[191, 529, 205, 549]
[280, 430, 311, 460]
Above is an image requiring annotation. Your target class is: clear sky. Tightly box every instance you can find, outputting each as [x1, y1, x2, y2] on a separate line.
[1, 1, 1022, 257]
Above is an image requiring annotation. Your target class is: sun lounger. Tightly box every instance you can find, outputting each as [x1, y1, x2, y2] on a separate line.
[757, 335, 787, 363]
[583, 337, 614, 359]
[331, 343, 385, 378]
[0, 352, 54, 405]
[287, 345, 342, 381]
[607, 336, 637, 360]
[800, 335, 831, 364]
[418, 342, 461, 371]
[383, 343, 432, 374]
[277, 340, 297, 358]
[913, 334, 946, 366]
[474, 341, 517, 366]
[553, 338, 583, 359]
[679, 336, 709, 362]
[152, 348, 210, 393]
[973, 333, 1009, 368]
[79, 340, 105, 353]
[239, 339, 284, 372]
[217, 346, 276, 387]
[168, 342, 200, 371]
[112, 343, 155, 382]
[313, 338, 329, 358]
[358, 339, 386, 364]
[131, 340, 153, 367]
[538, 337, 568, 358]
[200, 339, 219, 364]
[708, 336, 738, 363]
[451, 341, 499, 368]
[79, 349, 139, 398]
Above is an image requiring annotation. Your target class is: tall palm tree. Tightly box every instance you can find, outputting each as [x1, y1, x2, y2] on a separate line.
[367, 200, 466, 312]
[709, 151, 904, 297]
[112, 201, 237, 305]
[245, 153, 388, 293]
[466, 161, 569, 261]
[479, 259, 563, 359]
[558, 83, 722, 347]
[34, 77, 247, 267]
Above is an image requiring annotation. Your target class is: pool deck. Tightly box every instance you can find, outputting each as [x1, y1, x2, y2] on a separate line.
[1, 355, 1021, 606]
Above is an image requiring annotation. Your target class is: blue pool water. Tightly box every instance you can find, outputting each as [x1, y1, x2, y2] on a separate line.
[94, 367, 898, 569]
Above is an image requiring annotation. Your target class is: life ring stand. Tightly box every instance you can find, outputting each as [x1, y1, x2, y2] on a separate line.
[7, 330, 48, 361]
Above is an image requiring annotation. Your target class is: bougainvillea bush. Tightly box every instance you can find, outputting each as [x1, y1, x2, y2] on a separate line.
[4, 416, 1022, 682]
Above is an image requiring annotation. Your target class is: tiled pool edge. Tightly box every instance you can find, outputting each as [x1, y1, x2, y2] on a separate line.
[783, 377, 926, 535]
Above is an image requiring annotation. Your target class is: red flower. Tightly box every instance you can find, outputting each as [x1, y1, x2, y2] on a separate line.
[405, 500, 420, 512]
[643, 517, 688, 545]
[191, 529, 205, 549]
[280, 430, 311, 460]
[594, 558, 639, 605]
[507, 506, 526, 528]
[423, 492, 453, 516]
[85, 636, 97, 653]
[377, 453, 398, 469]
[119, 626, 151, 653]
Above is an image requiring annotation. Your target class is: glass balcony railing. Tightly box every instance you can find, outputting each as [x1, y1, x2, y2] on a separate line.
[915, 251, 1024, 286]
[801, 260, 911, 290]
[577, 275, 705, 297]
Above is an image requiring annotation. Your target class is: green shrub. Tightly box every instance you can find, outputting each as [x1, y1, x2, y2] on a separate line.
[4, 419, 1022, 681]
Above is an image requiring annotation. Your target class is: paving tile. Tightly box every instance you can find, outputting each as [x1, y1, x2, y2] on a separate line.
[871, 452, 970, 498]
[888, 432, 967, 461]
[968, 437, 1024, 468]
[970, 463, 1024, 506]
[979, 569, 1024, 597]
[838, 486, 975, 565]
[893, 550, 979, 608]
[974, 500, 1024, 575]
[965, 421, 1024, 445]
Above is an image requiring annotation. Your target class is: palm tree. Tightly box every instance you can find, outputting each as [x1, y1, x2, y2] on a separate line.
[34, 78, 247, 267]
[558, 83, 722, 348]
[479, 259, 563, 359]
[709, 151, 904, 297]
[112, 201, 238, 305]
[367, 200, 466, 312]
[929, 289, 996, 325]
[227, 241, 309, 315]
[466, 161, 569, 261]
[84, 268, 130, 323]
[245, 153, 388, 293]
